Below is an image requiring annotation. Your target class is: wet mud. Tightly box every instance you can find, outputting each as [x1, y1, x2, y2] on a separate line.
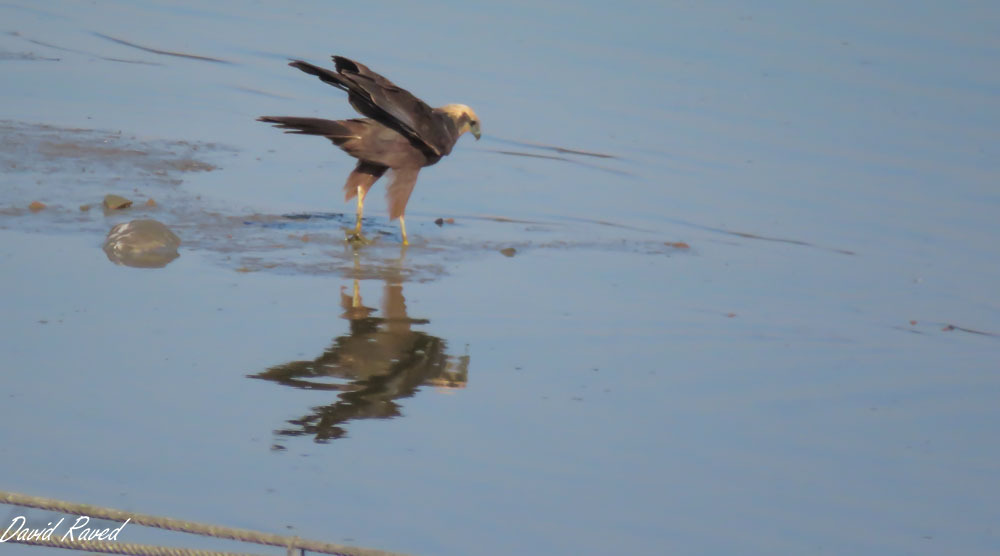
[1, 120, 696, 281]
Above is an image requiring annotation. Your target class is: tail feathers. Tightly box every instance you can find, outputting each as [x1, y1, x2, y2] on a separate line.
[257, 116, 355, 145]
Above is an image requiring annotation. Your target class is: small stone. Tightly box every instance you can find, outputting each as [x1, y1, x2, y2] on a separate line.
[29, 201, 47, 212]
[434, 218, 444, 226]
[79, 204, 91, 212]
[499, 247, 517, 257]
[144, 198, 157, 207]
[103, 194, 133, 210]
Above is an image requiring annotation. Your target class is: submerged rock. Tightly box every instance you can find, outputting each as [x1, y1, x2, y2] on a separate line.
[103, 219, 181, 268]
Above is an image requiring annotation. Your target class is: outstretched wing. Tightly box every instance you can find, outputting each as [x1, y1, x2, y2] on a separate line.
[288, 56, 455, 159]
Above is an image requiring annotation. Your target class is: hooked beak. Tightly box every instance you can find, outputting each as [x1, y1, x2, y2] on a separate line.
[471, 123, 482, 140]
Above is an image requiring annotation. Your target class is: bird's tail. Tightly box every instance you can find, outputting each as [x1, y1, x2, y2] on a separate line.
[257, 116, 355, 146]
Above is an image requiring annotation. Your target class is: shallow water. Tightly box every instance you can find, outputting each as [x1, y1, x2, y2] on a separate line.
[1, 2, 999, 555]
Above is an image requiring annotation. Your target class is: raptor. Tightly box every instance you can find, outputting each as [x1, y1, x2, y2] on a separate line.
[259, 55, 481, 245]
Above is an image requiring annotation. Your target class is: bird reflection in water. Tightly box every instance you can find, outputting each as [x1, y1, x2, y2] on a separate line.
[249, 252, 469, 444]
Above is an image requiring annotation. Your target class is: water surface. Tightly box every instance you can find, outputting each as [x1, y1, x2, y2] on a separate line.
[1, 1, 998, 555]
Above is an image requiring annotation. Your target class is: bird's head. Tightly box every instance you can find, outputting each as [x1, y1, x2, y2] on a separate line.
[439, 104, 481, 140]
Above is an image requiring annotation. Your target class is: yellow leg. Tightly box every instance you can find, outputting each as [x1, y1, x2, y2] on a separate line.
[354, 186, 365, 234]
[399, 215, 409, 245]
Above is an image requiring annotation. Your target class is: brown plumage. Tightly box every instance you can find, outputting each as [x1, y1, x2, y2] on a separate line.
[258, 56, 481, 244]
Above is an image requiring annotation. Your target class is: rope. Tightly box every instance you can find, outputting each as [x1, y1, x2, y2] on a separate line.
[0, 491, 408, 556]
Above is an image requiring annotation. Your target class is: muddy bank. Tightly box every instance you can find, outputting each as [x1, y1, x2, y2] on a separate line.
[1, 120, 692, 280]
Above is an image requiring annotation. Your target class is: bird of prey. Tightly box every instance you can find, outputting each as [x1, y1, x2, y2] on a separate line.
[258, 56, 481, 245]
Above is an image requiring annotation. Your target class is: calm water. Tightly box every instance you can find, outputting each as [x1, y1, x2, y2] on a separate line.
[1, 1, 998, 555]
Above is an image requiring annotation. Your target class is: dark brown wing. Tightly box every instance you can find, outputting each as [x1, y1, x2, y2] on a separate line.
[288, 57, 457, 159]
